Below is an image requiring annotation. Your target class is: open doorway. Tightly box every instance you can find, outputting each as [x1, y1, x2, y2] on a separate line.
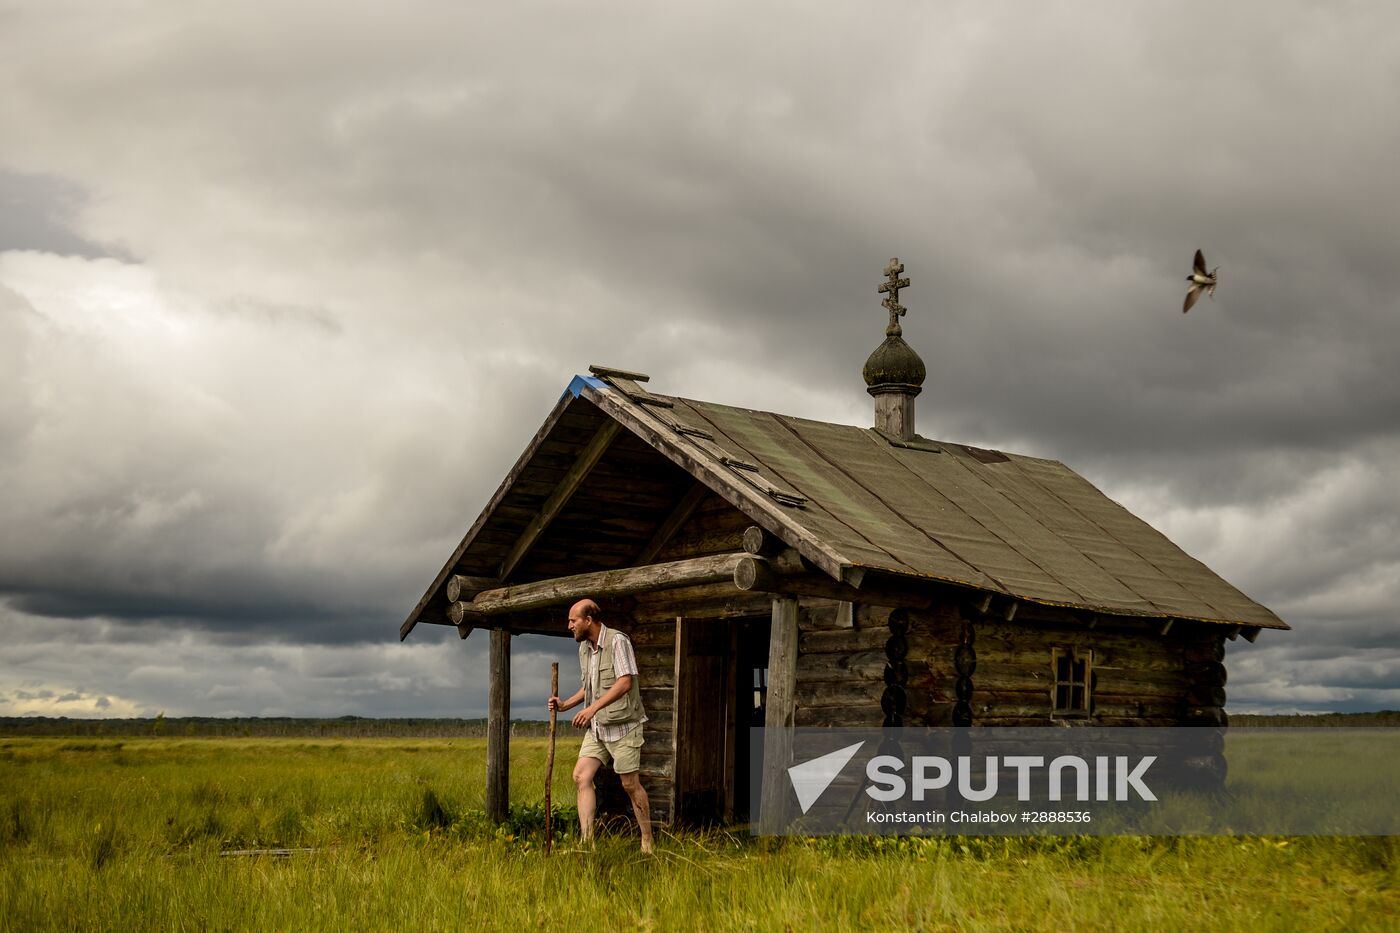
[673, 614, 769, 825]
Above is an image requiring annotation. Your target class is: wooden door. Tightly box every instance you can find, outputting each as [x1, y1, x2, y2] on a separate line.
[674, 620, 734, 824]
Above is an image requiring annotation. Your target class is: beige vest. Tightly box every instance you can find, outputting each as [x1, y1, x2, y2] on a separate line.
[580, 626, 646, 727]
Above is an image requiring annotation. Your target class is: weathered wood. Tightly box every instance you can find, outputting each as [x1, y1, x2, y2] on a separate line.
[795, 649, 888, 682]
[733, 553, 804, 591]
[1187, 683, 1228, 708]
[1183, 639, 1227, 664]
[460, 553, 746, 616]
[794, 705, 883, 728]
[486, 629, 511, 824]
[872, 390, 917, 441]
[637, 667, 676, 689]
[1183, 706, 1228, 727]
[928, 623, 1193, 657]
[545, 661, 558, 854]
[759, 598, 799, 834]
[606, 374, 673, 408]
[497, 420, 623, 581]
[675, 618, 731, 824]
[580, 383, 849, 578]
[742, 525, 787, 558]
[657, 529, 748, 562]
[734, 554, 937, 608]
[801, 628, 890, 654]
[628, 630, 679, 650]
[796, 680, 885, 707]
[1088, 698, 1184, 719]
[1184, 661, 1228, 685]
[907, 638, 1186, 674]
[631, 585, 773, 624]
[445, 575, 499, 604]
[670, 618, 683, 816]
[918, 661, 1187, 697]
[633, 645, 677, 668]
[634, 482, 711, 566]
[588, 363, 651, 383]
[446, 602, 489, 626]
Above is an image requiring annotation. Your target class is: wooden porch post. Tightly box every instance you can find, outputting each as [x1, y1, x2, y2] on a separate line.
[486, 628, 511, 824]
[759, 597, 798, 834]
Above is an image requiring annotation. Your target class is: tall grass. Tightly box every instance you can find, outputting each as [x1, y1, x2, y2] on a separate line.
[1, 737, 1396, 931]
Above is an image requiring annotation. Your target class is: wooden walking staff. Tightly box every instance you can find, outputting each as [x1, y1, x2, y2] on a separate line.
[544, 662, 558, 854]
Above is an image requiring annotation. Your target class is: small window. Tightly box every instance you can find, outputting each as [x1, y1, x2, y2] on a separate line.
[1051, 647, 1092, 716]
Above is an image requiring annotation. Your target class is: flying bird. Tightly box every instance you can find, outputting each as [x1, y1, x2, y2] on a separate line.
[1183, 249, 1218, 313]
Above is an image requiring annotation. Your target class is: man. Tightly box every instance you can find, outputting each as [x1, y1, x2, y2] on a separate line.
[547, 598, 653, 853]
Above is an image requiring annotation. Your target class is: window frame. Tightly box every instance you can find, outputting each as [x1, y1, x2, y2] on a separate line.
[1050, 646, 1093, 718]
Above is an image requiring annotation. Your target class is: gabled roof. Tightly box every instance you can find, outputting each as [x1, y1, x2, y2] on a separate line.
[400, 370, 1287, 638]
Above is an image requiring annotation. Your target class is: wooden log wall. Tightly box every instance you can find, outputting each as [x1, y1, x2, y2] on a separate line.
[792, 600, 890, 728]
[625, 618, 679, 827]
[653, 491, 751, 563]
[784, 595, 1232, 733]
[895, 604, 1230, 729]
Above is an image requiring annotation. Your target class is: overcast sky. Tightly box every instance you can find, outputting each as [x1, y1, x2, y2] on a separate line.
[2, 2, 1397, 718]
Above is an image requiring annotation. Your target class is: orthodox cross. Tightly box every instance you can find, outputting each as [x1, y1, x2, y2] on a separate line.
[878, 257, 911, 335]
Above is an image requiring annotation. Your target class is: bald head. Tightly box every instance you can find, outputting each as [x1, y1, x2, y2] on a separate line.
[567, 598, 602, 644]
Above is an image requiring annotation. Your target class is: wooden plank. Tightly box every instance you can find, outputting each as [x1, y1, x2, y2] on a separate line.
[724, 622, 739, 822]
[460, 553, 746, 616]
[671, 618, 683, 823]
[758, 597, 798, 834]
[588, 363, 651, 383]
[485, 629, 511, 823]
[497, 420, 622, 581]
[674, 618, 731, 824]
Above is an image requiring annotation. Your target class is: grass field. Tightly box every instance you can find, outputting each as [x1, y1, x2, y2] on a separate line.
[2, 737, 1396, 931]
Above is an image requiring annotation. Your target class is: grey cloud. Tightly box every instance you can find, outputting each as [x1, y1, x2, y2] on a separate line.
[0, 172, 118, 259]
[0, 3, 1396, 715]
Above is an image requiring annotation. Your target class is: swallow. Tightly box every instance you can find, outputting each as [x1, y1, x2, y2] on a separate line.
[1183, 249, 1218, 313]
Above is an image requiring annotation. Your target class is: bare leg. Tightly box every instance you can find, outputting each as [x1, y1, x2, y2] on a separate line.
[618, 771, 653, 854]
[573, 756, 603, 843]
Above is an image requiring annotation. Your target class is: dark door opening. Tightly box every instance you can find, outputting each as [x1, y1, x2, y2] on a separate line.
[674, 614, 770, 825]
[730, 615, 770, 824]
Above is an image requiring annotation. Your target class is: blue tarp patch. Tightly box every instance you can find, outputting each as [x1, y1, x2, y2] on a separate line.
[562, 374, 608, 400]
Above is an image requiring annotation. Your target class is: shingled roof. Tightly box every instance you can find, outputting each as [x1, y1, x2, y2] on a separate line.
[400, 369, 1287, 639]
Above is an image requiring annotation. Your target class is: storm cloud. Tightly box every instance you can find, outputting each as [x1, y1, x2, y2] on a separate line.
[1, 2, 1396, 716]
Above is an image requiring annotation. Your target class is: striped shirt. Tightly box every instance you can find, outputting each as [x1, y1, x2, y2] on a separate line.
[583, 624, 647, 742]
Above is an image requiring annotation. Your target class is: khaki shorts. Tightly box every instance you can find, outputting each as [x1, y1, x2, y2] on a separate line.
[579, 726, 644, 774]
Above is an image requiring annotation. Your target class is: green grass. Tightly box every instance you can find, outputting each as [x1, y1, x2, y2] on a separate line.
[1, 737, 1396, 930]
